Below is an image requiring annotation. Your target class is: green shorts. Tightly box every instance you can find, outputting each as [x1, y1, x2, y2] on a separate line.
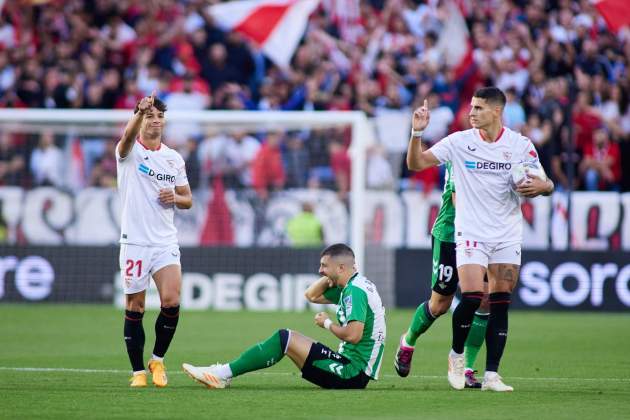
[301, 342, 370, 389]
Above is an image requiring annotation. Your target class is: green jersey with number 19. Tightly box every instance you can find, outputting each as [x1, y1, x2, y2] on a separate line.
[431, 162, 456, 243]
[322, 273, 386, 379]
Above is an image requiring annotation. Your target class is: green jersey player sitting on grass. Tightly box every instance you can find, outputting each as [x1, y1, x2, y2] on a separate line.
[183, 243, 386, 389]
[394, 161, 489, 388]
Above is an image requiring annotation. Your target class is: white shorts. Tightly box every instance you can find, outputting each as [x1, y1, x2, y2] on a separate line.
[455, 239, 521, 268]
[119, 243, 181, 294]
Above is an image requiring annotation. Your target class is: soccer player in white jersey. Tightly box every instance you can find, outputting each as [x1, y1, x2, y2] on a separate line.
[182, 244, 386, 389]
[117, 93, 193, 388]
[406, 87, 554, 392]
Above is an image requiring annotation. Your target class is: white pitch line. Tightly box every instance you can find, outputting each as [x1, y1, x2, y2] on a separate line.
[0, 367, 628, 382]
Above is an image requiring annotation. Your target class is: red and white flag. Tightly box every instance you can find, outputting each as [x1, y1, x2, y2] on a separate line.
[435, 2, 480, 101]
[593, 0, 630, 33]
[209, 0, 320, 68]
[436, 1, 473, 78]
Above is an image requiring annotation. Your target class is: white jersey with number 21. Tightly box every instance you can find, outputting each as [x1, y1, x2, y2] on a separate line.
[116, 141, 188, 246]
[429, 127, 540, 243]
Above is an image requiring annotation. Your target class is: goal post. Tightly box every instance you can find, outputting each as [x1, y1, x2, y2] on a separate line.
[0, 108, 374, 268]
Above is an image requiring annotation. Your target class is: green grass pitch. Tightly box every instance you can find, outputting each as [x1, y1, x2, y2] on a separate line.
[1, 305, 628, 419]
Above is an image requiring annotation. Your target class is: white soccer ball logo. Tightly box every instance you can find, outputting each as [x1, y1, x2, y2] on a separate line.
[511, 161, 546, 191]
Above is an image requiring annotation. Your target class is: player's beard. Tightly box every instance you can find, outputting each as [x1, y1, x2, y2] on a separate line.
[470, 117, 483, 129]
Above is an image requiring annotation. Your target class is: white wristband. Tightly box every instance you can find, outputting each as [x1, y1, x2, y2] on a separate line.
[411, 129, 424, 138]
[323, 319, 333, 330]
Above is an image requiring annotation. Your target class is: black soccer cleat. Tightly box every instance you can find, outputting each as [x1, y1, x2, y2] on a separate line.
[464, 369, 482, 389]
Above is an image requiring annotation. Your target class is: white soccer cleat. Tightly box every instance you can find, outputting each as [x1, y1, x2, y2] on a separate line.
[482, 372, 514, 392]
[182, 363, 230, 389]
[447, 352, 466, 390]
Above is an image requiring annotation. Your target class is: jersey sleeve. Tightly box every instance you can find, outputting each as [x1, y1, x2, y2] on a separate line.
[428, 133, 455, 164]
[345, 287, 368, 323]
[522, 137, 541, 164]
[175, 154, 189, 187]
[116, 141, 135, 163]
[521, 137, 548, 179]
[323, 286, 342, 303]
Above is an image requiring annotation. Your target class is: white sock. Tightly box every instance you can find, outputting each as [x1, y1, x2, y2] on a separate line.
[151, 355, 164, 362]
[215, 363, 233, 379]
[484, 370, 498, 380]
[449, 349, 463, 357]
[403, 334, 414, 348]
[133, 370, 146, 375]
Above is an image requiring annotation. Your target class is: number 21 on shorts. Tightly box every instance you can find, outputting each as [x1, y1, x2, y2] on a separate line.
[125, 259, 143, 278]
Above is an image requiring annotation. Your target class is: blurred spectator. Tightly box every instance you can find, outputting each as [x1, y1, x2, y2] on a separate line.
[522, 113, 553, 173]
[286, 202, 323, 247]
[420, 92, 454, 143]
[283, 134, 309, 189]
[579, 127, 621, 191]
[573, 91, 603, 152]
[182, 138, 201, 190]
[366, 145, 394, 189]
[224, 131, 261, 188]
[251, 131, 285, 199]
[202, 43, 239, 92]
[115, 79, 144, 109]
[503, 88, 527, 131]
[306, 129, 334, 188]
[0, 131, 26, 186]
[551, 126, 583, 192]
[576, 39, 609, 78]
[30, 131, 64, 188]
[165, 73, 210, 145]
[198, 131, 232, 182]
[329, 140, 350, 200]
[89, 141, 117, 188]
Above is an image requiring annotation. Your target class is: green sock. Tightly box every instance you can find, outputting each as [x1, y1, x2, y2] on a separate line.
[228, 330, 285, 377]
[404, 301, 436, 346]
[464, 313, 489, 369]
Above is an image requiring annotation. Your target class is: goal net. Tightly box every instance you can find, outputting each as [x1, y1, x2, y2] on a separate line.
[0, 109, 376, 308]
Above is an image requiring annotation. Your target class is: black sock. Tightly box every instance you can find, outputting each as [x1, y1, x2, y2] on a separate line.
[124, 310, 145, 372]
[451, 292, 483, 354]
[486, 292, 511, 372]
[153, 306, 180, 358]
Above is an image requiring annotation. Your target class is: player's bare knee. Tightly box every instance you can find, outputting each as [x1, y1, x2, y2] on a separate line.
[125, 299, 144, 313]
[161, 296, 180, 308]
[429, 299, 450, 317]
[429, 293, 453, 316]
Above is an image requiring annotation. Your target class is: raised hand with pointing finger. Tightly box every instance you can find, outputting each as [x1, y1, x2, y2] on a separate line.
[412, 99, 430, 131]
[136, 90, 156, 115]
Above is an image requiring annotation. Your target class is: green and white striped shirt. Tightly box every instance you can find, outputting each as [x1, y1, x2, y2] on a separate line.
[323, 273, 386, 379]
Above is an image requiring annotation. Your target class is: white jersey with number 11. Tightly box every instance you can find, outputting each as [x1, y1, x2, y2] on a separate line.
[429, 127, 541, 243]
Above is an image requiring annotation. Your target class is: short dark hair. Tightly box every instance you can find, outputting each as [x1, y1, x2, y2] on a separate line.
[134, 97, 167, 114]
[321, 243, 355, 260]
[473, 87, 506, 108]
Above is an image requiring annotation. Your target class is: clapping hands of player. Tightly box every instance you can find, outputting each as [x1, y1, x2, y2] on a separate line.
[515, 174, 549, 198]
[314, 312, 330, 328]
[159, 188, 176, 206]
[412, 99, 430, 131]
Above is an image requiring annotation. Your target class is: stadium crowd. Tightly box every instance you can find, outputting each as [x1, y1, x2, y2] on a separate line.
[0, 0, 628, 194]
